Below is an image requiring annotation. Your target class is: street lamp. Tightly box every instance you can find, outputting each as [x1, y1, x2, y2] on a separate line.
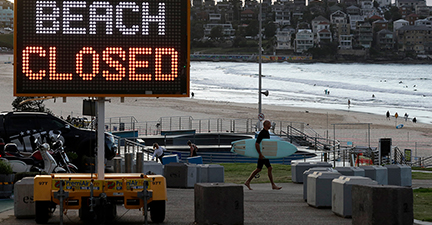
[258, 0, 263, 129]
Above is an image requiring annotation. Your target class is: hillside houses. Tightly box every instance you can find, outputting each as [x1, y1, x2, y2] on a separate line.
[190, 0, 432, 57]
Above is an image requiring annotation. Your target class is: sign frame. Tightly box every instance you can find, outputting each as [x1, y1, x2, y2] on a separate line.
[14, 0, 190, 97]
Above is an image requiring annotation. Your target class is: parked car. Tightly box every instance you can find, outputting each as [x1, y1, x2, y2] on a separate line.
[0, 112, 117, 161]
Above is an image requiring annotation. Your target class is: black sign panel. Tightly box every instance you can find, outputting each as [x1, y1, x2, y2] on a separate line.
[14, 0, 190, 97]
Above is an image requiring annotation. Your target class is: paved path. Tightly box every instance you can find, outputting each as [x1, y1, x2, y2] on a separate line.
[0, 179, 431, 224]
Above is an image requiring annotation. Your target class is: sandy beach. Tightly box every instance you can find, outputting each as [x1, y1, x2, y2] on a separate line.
[2, 53, 432, 159]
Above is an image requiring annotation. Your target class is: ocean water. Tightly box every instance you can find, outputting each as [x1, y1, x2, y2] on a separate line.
[190, 61, 432, 124]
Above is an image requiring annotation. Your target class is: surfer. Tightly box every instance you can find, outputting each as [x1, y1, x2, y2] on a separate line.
[244, 120, 282, 190]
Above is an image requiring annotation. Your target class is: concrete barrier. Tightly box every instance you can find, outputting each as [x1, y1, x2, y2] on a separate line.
[385, 164, 412, 186]
[360, 165, 388, 185]
[307, 171, 341, 208]
[195, 183, 243, 225]
[334, 167, 365, 176]
[164, 163, 197, 188]
[291, 162, 332, 183]
[352, 184, 413, 225]
[142, 161, 163, 175]
[331, 176, 378, 218]
[207, 164, 224, 183]
[302, 167, 338, 201]
[14, 177, 35, 218]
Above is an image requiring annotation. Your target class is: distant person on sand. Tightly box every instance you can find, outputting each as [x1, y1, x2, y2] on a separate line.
[244, 120, 282, 190]
[386, 111, 390, 120]
[348, 99, 351, 108]
[191, 92, 194, 98]
[404, 113, 409, 122]
[413, 117, 417, 123]
[187, 140, 198, 157]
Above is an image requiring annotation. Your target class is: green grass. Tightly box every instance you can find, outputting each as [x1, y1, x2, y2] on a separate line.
[413, 188, 432, 222]
[412, 172, 432, 180]
[220, 163, 292, 184]
[412, 167, 432, 171]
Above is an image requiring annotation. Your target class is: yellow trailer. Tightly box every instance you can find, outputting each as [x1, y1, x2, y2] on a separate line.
[34, 173, 167, 224]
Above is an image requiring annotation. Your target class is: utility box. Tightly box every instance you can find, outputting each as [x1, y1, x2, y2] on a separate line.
[164, 163, 197, 188]
[162, 154, 179, 165]
[14, 177, 35, 218]
[385, 164, 412, 186]
[360, 165, 388, 185]
[142, 161, 164, 175]
[352, 184, 413, 225]
[302, 167, 338, 201]
[291, 162, 332, 183]
[195, 183, 243, 225]
[307, 171, 341, 208]
[332, 176, 378, 218]
[335, 167, 365, 176]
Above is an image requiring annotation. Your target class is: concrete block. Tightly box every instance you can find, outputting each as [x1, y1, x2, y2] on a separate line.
[352, 184, 413, 225]
[360, 165, 388, 185]
[195, 183, 243, 225]
[385, 164, 412, 186]
[291, 162, 332, 183]
[307, 171, 341, 208]
[334, 167, 365, 176]
[142, 161, 164, 175]
[162, 154, 179, 165]
[302, 167, 338, 201]
[14, 177, 35, 218]
[196, 164, 210, 183]
[331, 176, 378, 218]
[207, 164, 224, 183]
[164, 163, 197, 188]
[187, 156, 203, 164]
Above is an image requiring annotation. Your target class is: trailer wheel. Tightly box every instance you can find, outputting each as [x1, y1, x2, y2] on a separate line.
[150, 200, 166, 223]
[35, 201, 53, 224]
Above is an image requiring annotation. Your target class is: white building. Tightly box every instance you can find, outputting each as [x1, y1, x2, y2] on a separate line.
[349, 14, 365, 30]
[203, 24, 235, 39]
[275, 27, 295, 51]
[295, 29, 314, 53]
[393, 19, 409, 30]
[0, 6, 13, 27]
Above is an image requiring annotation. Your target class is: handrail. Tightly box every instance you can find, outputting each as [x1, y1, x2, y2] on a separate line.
[286, 125, 340, 151]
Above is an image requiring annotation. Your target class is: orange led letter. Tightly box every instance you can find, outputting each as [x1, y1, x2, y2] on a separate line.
[76, 47, 99, 80]
[129, 47, 151, 81]
[102, 47, 126, 81]
[155, 48, 178, 81]
[22, 46, 46, 80]
[49, 47, 73, 80]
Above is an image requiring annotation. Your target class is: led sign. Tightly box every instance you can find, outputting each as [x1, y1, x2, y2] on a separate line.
[14, 0, 190, 97]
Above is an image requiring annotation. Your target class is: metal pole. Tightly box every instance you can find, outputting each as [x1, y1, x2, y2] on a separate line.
[97, 97, 105, 180]
[258, 0, 263, 130]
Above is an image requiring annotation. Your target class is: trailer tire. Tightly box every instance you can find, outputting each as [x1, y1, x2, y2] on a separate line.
[35, 201, 52, 224]
[150, 200, 166, 223]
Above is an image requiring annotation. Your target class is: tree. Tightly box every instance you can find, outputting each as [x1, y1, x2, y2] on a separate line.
[245, 20, 259, 37]
[263, 22, 277, 39]
[209, 26, 224, 40]
[12, 97, 49, 112]
[190, 20, 205, 41]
